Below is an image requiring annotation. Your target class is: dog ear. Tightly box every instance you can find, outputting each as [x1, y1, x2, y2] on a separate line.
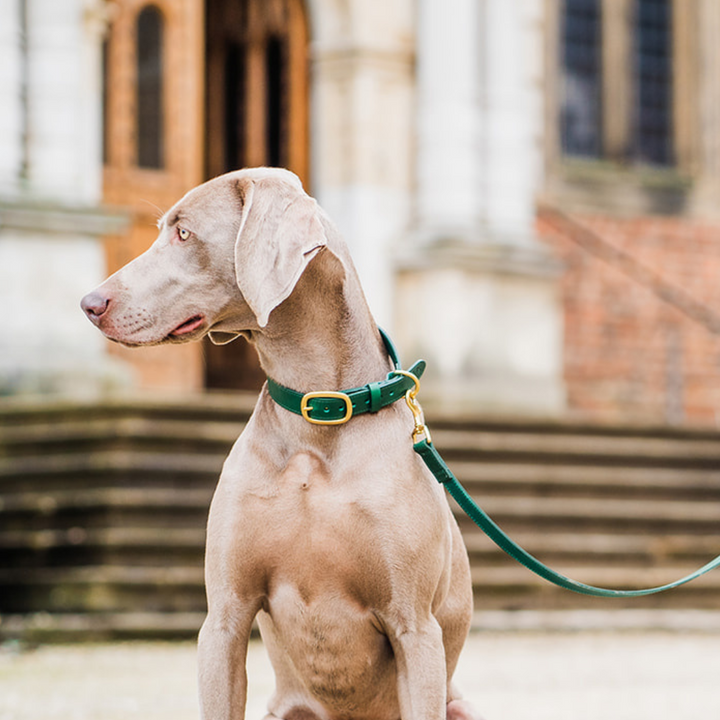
[234, 177, 327, 328]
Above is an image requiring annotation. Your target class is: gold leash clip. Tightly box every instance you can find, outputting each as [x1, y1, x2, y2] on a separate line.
[391, 370, 432, 445]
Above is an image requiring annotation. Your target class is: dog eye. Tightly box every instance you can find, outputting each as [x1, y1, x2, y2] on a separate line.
[177, 227, 191, 241]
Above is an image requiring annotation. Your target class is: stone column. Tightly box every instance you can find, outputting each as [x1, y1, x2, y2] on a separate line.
[396, 0, 565, 415]
[481, 0, 544, 241]
[25, 0, 114, 203]
[415, 0, 481, 240]
[694, 0, 720, 217]
[0, 1, 23, 195]
[309, 0, 415, 327]
[0, 0, 127, 396]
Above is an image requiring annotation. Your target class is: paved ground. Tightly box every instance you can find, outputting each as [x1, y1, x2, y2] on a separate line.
[1, 630, 719, 720]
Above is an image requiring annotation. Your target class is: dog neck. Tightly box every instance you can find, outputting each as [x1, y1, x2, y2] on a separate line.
[249, 248, 392, 395]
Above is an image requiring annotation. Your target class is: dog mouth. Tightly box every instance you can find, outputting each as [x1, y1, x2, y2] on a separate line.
[168, 314, 206, 337]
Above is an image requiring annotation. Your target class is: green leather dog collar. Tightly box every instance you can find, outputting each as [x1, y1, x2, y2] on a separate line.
[266, 329, 426, 425]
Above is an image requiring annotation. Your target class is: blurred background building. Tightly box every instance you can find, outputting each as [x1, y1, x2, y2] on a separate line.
[4, 0, 720, 638]
[2, 0, 720, 424]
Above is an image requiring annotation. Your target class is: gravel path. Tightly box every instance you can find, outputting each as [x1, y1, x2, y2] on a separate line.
[1, 631, 719, 720]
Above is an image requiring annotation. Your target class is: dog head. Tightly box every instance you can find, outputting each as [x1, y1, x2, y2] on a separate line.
[80, 168, 327, 347]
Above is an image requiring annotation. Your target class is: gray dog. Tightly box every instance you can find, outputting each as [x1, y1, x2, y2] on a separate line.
[81, 168, 480, 720]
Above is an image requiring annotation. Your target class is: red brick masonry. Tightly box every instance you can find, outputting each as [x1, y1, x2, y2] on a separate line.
[538, 209, 720, 427]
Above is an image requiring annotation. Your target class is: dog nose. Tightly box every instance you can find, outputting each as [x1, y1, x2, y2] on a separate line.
[81, 291, 110, 321]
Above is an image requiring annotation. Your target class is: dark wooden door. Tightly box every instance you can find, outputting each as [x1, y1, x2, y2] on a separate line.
[103, 0, 206, 392]
[203, 0, 310, 390]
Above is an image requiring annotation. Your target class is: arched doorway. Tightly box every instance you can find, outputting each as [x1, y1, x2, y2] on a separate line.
[102, 0, 207, 392]
[203, 0, 310, 390]
[101, 0, 309, 393]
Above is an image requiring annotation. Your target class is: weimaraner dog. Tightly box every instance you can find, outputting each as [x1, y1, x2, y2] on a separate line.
[81, 167, 480, 720]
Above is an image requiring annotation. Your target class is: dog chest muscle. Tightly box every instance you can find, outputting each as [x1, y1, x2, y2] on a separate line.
[262, 451, 393, 606]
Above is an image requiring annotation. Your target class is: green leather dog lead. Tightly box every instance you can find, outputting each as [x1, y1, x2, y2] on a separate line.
[267, 329, 720, 597]
[412, 436, 720, 597]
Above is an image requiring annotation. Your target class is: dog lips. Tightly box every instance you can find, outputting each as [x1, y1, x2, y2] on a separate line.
[170, 315, 205, 336]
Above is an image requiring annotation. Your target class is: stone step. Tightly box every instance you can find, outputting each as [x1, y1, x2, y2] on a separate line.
[2, 526, 717, 560]
[0, 491, 212, 537]
[3, 457, 718, 516]
[3, 397, 720, 636]
[462, 531, 720, 565]
[3, 560, 719, 617]
[0, 527, 207, 552]
[0, 527, 207, 568]
[430, 428, 720, 467]
[0, 564, 205, 585]
[3, 484, 718, 538]
[0, 565, 206, 614]
[469, 564, 720, 611]
[0, 418, 243, 458]
[0, 487, 214, 515]
[448, 460, 720, 499]
[5, 608, 720, 643]
[469, 564, 720, 593]
[452, 494, 720, 533]
[0, 611, 206, 642]
[0, 450, 224, 488]
[3, 478, 718, 561]
[0, 448, 226, 484]
[5, 443, 720, 489]
[3, 524, 719, 576]
[6, 423, 720, 467]
[0, 393, 257, 426]
[5, 398, 720, 465]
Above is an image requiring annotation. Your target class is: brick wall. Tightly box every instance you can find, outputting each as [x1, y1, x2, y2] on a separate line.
[538, 210, 720, 427]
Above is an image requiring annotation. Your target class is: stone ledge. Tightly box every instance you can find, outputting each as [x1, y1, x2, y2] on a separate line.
[542, 159, 694, 219]
[473, 609, 720, 633]
[396, 237, 564, 280]
[0, 200, 129, 237]
[0, 611, 206, 642]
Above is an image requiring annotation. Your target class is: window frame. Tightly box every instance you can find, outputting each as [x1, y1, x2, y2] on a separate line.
[543, 0, 700, 216]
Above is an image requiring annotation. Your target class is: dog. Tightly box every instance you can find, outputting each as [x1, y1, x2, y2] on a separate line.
[81, 167, 480, 720]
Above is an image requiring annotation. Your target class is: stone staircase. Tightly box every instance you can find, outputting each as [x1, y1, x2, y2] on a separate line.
[2, 396, 720, 640]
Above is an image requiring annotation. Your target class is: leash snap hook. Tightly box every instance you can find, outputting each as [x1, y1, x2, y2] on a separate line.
[391, 370, 432, 445]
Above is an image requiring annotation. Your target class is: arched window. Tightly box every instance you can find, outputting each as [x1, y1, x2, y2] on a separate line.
[136, 5, 165, 169]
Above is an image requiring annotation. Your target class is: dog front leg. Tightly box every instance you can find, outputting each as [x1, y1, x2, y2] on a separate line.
[387, 618, 447, 720]
[198, 602, 259, 720]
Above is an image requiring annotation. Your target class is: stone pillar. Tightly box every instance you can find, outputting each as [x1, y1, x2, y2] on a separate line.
[0, 0, 127, 396]
[396, 0, 565, 415]
[481, 0, 545, 240]
[415, 0, 481, 240]
[0, 2, 23, 195]
[694, 0, 720, 217]
[309, 0, 414, 327]
[26, 0, 105, 202]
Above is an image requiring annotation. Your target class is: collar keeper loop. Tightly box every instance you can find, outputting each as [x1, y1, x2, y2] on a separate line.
[367, 381, 383, 413]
